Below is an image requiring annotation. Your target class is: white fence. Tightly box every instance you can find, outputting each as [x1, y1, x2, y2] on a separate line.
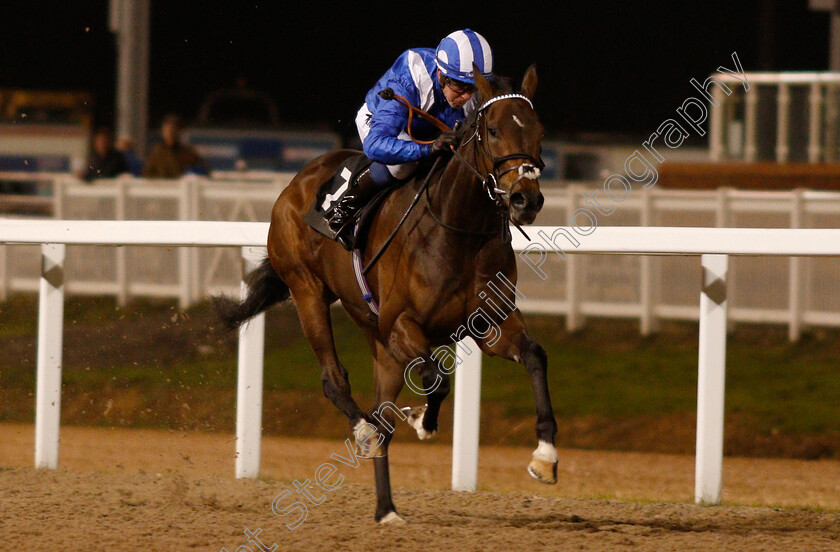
[0, 174, 290, 307]
[709, 72, 840, 162]
[522, 185, 840, 342]
[5, 177, 840, 341]
[3, 219, 840, 505]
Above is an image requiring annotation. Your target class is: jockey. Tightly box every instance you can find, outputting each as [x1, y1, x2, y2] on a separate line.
[328, 29, 494, 242]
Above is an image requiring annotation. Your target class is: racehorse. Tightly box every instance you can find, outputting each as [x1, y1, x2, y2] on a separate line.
[216, 65, 558, 523]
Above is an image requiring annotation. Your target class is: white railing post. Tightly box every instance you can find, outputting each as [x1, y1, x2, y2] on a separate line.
[825, 83, 839, 162]
[710, 84, 726, 161]
[53, 176, 65, 220]
[695, 253, 728, 505]
[35, 243, 66, 470]
[116, 179, 128, 306]
[235, 246, 267, 479]
[189, 179, 202, 302]
[565, 186, 582, 331]
[789, 189, 804, 342]
[452, 337, 481, 491]
[177, 179, 191, 309]
[744, 85, 758, 162]
[716, 188, 735, 333]
[776, 83, 790, 162]
[639, 189, 658, 335]
[809, 82, 824, 163]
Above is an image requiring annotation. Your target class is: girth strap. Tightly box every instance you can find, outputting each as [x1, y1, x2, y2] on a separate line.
[352, 243, 379, 317]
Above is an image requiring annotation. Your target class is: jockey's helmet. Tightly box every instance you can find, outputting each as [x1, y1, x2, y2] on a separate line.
[434, 29, 493, 84]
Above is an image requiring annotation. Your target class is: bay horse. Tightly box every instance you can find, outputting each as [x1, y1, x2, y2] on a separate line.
[216, 65, 558, 523]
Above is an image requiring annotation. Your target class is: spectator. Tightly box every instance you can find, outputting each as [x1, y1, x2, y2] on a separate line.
[143, 114, 209, 178]
[116, 135, 144, 176]
[81, 127, 129, 181]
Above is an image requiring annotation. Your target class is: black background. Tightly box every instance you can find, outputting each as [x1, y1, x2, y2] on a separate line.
[0, 1, 830, 142]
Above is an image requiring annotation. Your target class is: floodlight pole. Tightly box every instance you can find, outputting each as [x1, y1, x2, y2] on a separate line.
[110, 0, 150, 157]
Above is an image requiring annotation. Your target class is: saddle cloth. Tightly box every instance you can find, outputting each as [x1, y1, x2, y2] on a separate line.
[303, 154, 391, 251]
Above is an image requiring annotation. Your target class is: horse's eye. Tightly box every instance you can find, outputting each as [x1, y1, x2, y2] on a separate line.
[488, 127, 497, 137]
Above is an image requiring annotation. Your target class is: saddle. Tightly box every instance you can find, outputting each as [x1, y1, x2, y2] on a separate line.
[303, 154, 393, 251]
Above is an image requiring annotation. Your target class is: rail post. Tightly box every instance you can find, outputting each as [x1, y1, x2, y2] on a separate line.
[177, 179, 191, 309]
[639, 189, 659, 335]
[235, 246, 267, 479]
[788, 189, 804, 342]
[565, 186, 583, 331]
[35, 243, 66, 469]
[452, 337, 481, 491]
[695, 253, 728, 504]
[115, 179, 128, 306]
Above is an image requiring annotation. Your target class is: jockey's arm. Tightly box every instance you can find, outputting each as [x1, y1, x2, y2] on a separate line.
[363, 79, 432, 165]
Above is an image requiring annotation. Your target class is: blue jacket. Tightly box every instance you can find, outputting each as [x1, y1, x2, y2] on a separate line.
[362, 48, 475, 165]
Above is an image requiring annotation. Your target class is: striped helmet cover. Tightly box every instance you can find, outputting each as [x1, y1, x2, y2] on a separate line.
[434, 29, 493, 84]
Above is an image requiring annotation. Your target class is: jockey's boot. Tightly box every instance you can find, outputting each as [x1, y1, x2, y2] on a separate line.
[328, 168, 379, 250]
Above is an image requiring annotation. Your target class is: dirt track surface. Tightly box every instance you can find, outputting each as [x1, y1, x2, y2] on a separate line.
[2, 423, 840, 551]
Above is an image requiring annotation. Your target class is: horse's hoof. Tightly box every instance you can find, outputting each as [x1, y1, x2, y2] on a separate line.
[402, 405, 437, 441]
[528, 440, 558, 484]
[379, 512, 406, 525]
[353, 420, 386, 458]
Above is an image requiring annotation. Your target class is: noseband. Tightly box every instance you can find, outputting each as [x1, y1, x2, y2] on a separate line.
[456, 94, 544, 204]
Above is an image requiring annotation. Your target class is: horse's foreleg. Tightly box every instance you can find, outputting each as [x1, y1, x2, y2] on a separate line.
[387, 315, 450, 438]
[366, 337, 408, 524]
[477, 311, 558, 484]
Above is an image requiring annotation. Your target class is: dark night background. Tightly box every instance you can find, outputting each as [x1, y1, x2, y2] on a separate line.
[0, 1, 830, 143]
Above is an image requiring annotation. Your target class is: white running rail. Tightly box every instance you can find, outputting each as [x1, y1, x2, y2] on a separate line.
[3, 220, 840, 505]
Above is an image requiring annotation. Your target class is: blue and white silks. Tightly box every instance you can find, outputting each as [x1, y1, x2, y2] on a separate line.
[355, 48, 476, 171]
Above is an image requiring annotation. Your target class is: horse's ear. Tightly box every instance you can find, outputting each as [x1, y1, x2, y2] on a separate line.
[520, 64, 538, 100]
[473, 63, 494, 101]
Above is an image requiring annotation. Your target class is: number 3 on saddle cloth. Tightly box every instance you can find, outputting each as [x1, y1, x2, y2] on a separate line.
[303, 154, 393, 253]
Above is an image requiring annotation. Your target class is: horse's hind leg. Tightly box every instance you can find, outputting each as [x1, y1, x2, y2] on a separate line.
[288, 280, 369, 431]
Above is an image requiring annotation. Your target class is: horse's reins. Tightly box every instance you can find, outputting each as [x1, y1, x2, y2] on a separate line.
[376, 88, 486, 181]
[362, 89, 541, 274]
[362, 155, 443, 274]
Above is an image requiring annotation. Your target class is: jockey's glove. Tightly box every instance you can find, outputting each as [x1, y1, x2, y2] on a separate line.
[431, 130, 459, 153]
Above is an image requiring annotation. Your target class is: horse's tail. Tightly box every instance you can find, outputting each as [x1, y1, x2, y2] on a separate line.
[214, 257, 290, 330]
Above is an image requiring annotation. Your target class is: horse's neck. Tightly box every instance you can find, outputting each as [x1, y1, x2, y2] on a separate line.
[429, 145, 500, 235]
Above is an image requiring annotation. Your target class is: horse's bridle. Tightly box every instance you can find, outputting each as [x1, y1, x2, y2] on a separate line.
[460, 93, 545, 204]
[430, 93, 544, 242]
[368, 90, 543, 260]
[379, 88, 544, 202]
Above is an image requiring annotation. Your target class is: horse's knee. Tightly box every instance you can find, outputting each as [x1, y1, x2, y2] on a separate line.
[419, 359, 450, 398]
[521, 337, 547, 371]
[422, 367, 452, 397]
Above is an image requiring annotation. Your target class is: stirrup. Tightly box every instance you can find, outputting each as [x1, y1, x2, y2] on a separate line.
[327, 200, 359, 233]
[326, 167, 377, 240]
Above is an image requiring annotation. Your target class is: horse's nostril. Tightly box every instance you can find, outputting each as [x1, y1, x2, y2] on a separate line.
[510, 192, 528, 210]
[535, 192, 545, 210]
